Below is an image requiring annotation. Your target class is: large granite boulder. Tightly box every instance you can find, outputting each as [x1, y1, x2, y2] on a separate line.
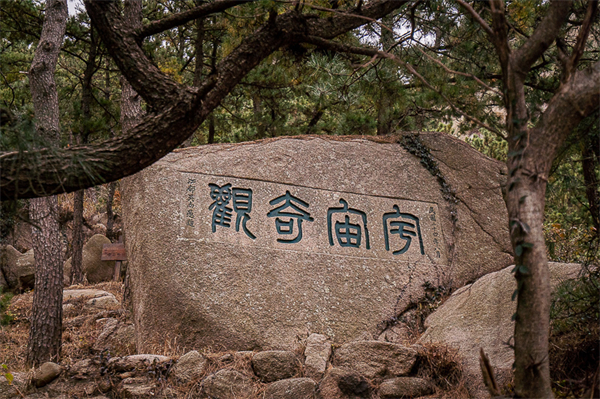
[418, 262, 582, 397]
[1, 245, 35, 290]
[64, 235, 115, 284]
[122, 133, 512, 351]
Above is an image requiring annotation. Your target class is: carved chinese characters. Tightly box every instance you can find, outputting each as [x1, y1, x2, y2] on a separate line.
[181, 174, 447, 264]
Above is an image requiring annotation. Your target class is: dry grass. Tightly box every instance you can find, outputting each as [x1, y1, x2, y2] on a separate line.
[414, 342, 470, 399]
[1, 281, 127, 372]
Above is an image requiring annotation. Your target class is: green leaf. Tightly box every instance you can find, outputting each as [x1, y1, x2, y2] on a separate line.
[5, 372, 13, 384]
[522, 242, 534, 248]
[515, 245, 523, 256]
[519, 265, 530, 275]
[1, 364, 7, 370]
[511, 312, 517, 321]
[512, 288, 518, 301]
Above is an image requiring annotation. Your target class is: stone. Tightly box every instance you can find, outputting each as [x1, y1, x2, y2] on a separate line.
[62, 289, 119, 311]
[108, 355, 171, 372]
[1, 246, 34, 290]
[304, 334, 331, 379]
[68, 359, 101, 380]
[265, 378, 317, 399]
[93, 318, 136, 355]
[118, 377, 155, 397]
[63, 234, 115, 284]
[86, 294, 119, 310]
[333, 341, 417, 380]
[63, 289, 111, 301]
[32, 362, 63, 388]
[418, 262, 582, 397]
[252, 351, 301, 382]
[378, 377, 435, 398]
[170, 350, 207, 384]
[200, 369, 252, 399]
[122, 134, 512, 351]
[318, 368, 372, 399]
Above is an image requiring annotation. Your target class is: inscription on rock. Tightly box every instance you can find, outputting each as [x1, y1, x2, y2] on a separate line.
[181, 173, 447, 265]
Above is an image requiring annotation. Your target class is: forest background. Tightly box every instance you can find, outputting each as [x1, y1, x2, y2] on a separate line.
[0, 0, 598, 398]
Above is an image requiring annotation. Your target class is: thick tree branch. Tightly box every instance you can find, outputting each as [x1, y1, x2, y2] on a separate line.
[514, 0, 572, 74]
[532, 59, 600, 172]
[136, 0, 247, 38]
[83, 0, 187, 110]
[489, 0, 510, 70]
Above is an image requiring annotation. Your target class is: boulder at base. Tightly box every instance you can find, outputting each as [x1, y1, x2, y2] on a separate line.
[1, 245, 35, 290]
[64, 235, 115, 284]
[122, 134, 512, 351]
[418, 262, 582, 397]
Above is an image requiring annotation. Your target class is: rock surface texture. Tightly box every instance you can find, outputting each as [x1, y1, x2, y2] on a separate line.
[264, 378, 316, 399]
[333, 341, 417, 380]
[251, 351, 301, 383]
[418, 262, 582, 397]
[122, 134, 512, 350]
[304, 333, 332, 379]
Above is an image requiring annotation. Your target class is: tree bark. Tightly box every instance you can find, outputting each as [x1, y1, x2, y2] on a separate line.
[70, 189, 84, 284]
[106, 181, 117, 241]
[121, 0, 143, 306]
[26, 0, 68, 367]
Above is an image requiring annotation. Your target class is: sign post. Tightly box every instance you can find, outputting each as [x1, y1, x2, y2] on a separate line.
[101, 243, 127, 281]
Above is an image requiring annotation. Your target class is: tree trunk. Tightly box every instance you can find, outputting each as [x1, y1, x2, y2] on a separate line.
[106, 181, 117, 241]
[183, 11, 205, 147]
[26, 0, 68, 366]
[506, 149, 553, 398]
[70, 190, 84, 284]
[28, 196, 64, 365]
[121, 0, 143, 307]
[71, 31, 98, 284]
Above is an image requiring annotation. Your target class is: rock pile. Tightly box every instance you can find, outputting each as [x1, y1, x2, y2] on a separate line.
[1, 336, 436, 399]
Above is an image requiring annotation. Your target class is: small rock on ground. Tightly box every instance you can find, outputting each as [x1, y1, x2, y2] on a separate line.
[252, 351, 301, 383]
[265, 378, 316, 399]
[378, 377, 435, 398]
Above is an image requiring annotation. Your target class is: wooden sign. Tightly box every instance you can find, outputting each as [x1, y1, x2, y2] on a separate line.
[101, 243, 127, 261]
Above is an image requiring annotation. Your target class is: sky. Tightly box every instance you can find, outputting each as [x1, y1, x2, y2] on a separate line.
[67, 0, 84, 16]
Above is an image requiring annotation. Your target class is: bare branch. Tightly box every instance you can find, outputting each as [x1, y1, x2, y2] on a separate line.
[293, 2, 395, 35]
[455, 0, 494, 38]
[136, 0, 247, 38]
[564, 0, 598, 81]
[302, 35, 507, 139]
[413, 45, 503, 96]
